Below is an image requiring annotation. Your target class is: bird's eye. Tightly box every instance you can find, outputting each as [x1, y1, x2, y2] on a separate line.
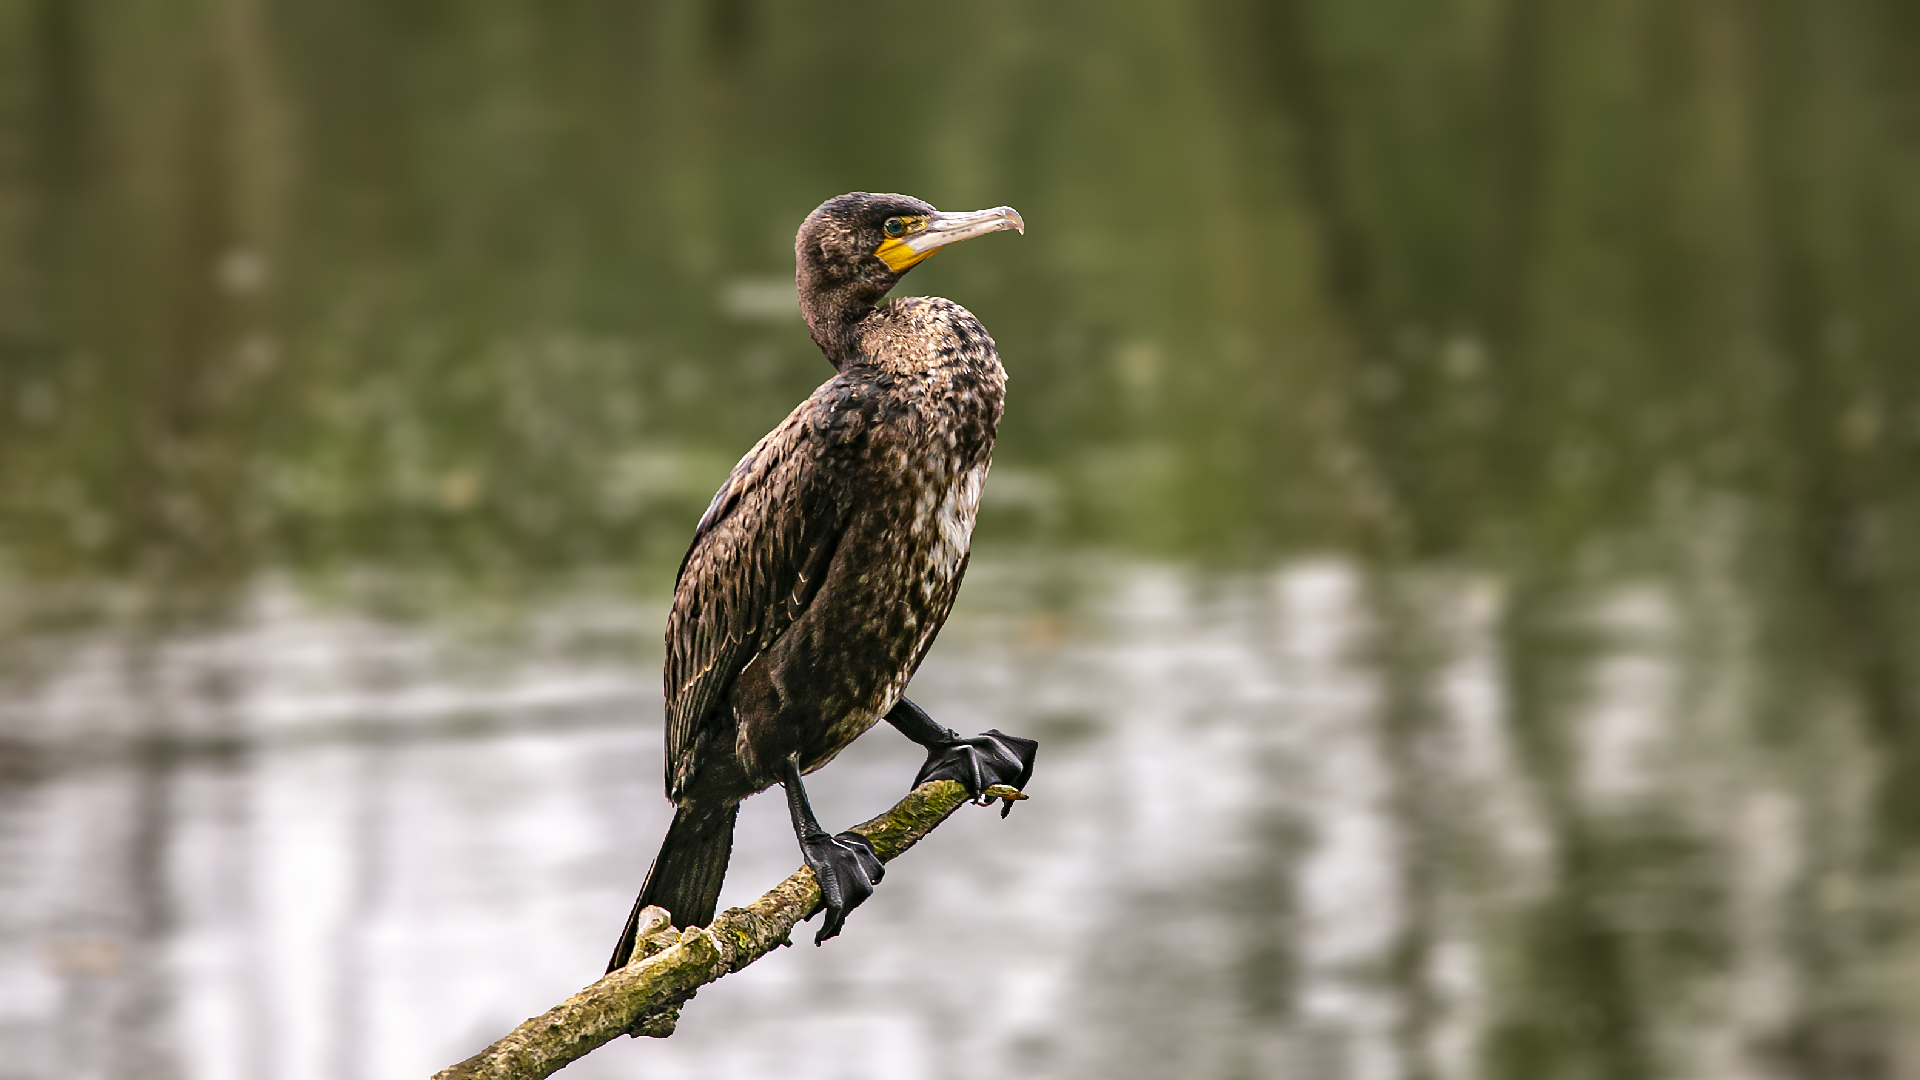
[883, 217, 907, 238]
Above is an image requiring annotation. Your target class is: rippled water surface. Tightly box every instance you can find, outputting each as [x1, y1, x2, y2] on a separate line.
[2, 552, 1905, 1080]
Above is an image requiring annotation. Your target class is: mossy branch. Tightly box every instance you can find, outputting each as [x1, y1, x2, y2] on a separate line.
[430, 778, 1024, 1080]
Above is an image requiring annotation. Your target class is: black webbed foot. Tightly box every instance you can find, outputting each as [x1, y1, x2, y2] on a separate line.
[799, 830, 884, 945]
[915, 729, 1039, 817]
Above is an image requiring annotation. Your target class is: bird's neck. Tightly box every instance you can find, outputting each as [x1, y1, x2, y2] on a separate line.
[798, 261, 897, 371]
[800, 294, 872, 371]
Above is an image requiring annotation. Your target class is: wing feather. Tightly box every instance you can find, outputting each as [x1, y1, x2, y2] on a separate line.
[661, 386, 865, 798]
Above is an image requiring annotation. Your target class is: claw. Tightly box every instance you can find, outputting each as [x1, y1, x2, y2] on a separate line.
[800, 830, 884, 945]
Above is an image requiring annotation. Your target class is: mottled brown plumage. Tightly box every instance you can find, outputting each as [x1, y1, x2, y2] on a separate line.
[667, 294, 1004, 798]
[608, 193, 1032, 970]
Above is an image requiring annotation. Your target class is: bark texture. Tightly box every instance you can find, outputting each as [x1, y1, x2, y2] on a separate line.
[431, 778, 1021, 1080]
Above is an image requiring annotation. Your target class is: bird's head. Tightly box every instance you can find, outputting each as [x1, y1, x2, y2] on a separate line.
[796, 192, 1024, 365]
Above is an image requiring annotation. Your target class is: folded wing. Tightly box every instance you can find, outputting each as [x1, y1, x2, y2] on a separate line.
[662, 383, 873, 798]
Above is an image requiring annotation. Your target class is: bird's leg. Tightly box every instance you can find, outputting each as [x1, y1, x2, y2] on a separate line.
[885, 698, 1038, 817]
[783, 755, 884, 945]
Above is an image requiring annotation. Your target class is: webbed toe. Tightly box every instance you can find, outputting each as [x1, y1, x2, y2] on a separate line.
[915, 729, 1038, 815]
[800, 830, 884, 944]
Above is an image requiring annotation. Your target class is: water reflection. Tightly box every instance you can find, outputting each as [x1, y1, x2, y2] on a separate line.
[0, 557, 1895, 1079]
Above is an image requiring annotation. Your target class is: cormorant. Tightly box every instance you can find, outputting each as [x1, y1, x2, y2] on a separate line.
[606, 192, 1038, 970]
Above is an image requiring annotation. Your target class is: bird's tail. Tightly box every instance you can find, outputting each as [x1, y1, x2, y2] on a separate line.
[606, 802, 739, 972]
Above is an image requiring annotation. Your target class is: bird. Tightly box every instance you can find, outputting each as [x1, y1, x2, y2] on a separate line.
[606, 192, 1038, 971]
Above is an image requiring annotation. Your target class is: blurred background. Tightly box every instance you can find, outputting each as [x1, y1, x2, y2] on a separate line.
[2, 0, 1918, 1077]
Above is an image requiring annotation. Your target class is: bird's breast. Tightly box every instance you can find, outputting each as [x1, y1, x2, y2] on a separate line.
[914, 458, 987, 599]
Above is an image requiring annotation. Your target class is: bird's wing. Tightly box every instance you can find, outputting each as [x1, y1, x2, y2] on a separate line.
[661, 381, 873, 797]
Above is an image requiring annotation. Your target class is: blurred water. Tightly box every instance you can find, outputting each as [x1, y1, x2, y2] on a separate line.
[0, 552, 1877, 1080]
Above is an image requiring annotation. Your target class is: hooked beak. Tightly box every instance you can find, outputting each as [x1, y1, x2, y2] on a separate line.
[876, 205, 1025, 272]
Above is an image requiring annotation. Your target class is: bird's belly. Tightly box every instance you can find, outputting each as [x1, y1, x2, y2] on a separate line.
[812, 458, 988, 760]
[735, 459, 990, 785]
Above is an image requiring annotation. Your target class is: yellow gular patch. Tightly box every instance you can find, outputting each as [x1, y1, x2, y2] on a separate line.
[875, 238, 936, 272]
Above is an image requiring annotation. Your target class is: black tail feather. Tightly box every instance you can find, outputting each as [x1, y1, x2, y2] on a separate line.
[606, 802, 738, 972]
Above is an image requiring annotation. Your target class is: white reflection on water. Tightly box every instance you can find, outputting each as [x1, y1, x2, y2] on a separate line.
[0, 559, 1796, 1079]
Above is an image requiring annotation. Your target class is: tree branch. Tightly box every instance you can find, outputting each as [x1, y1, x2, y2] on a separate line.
[431, 778, 1024, 1080]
